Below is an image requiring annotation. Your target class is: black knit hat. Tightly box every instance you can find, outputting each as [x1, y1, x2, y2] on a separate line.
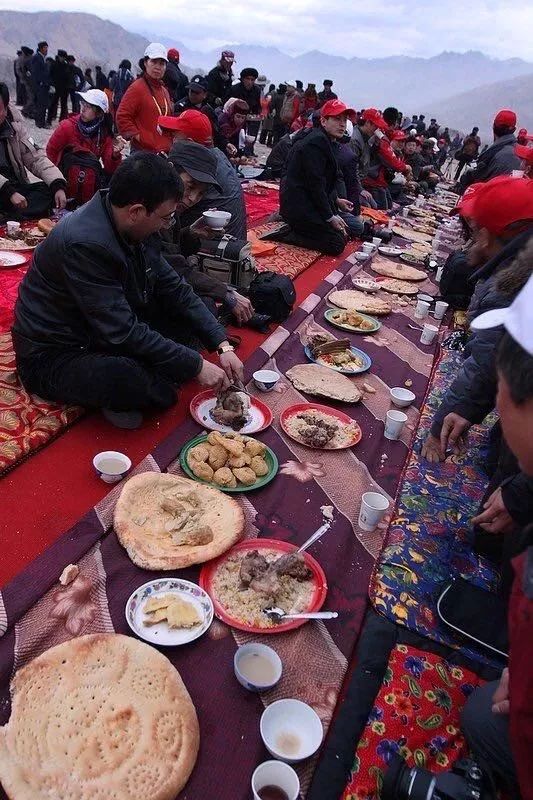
[240, 67, 258, 80]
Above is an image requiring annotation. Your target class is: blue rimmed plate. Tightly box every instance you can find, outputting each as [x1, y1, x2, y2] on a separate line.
[304, 344, 372, 375]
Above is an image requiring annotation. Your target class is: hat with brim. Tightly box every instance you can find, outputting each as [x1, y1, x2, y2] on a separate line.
[144, 43, 168, 61]
[76, 89, 108, 113]
[168, 140, 221, 191]
[515, 144, 533, 165]
[471, 273, 533, 355]
[186, 75, 208, 92]
[321, 99, 357, 123]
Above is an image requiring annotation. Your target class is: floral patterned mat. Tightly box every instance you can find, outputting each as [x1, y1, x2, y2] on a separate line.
[341, 643, 484, 799]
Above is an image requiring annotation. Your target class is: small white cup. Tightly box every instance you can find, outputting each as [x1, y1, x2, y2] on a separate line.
[253, 369, 280, 392]
[6, 221, 21, 236]
[384, 409, 408, 440]
[402, 207, 410, 217]
[414, 300, 430, 319]
[92, 450, 131, 483]
[433, 301, 449, 320]
[251, 761, 300, 800]
[435, 266, 444, 282]
[358, 491, 390, 531]
[371, 237, 381, 246]
[415, 197, 424, 207]
[362, 242, 374, 254]
[234, 643, 282, 692]
[420, 323, 438, 345]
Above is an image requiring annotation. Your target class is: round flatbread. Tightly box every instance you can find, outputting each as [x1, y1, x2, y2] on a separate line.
[409, 242, 432, 254]
[0, 634, 199, 800]
[114, 472, 245, 570]
[286, 363, 362, 403]
[392, 225, 432, 243]
[378, 278, 419, 295]
[329, 289, 391, 315]
[370, 258, 426, 281]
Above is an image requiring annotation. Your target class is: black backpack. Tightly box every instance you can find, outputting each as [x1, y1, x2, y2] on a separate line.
[248, 272, 296, 322]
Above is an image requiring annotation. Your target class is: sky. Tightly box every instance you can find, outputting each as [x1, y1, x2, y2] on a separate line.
[1, 0, 533, 60]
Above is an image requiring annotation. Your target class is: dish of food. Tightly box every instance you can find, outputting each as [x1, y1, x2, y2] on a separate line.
[190, 389, 272, 434]
[400, 252, 426, 266]
[377, 278, 419, 295]
[304, 343, 371, 374]
[0, 250, 27, 268]
[114, 472, 245, 569]
[199, 539, 327, 633]
[324, 308, 381, 333]
[0, 230, 44, 250]
[328, 289, 392, 315]
[392, 225, 432, 244]
[370, 257, 427, 281]
[378, 246, 403, 257]
[0, 634, 199, 799]
[180, 432, 278, 492]
[280, 403, 362, 449]
[351, 276, 379, 292]
[286, 363, 363, 403]
[409, 241, 432, 254]
[126, 578, 214, 646]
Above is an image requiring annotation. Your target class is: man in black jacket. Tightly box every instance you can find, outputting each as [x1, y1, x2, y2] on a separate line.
[230, 68, 261, 115]
[207, 50, 235, 107]
[164, 48, 188, 104]
[30, 41, 50, 128]
[460, 109, 521, 190]
[175, 75, 219, 141]
[47, 49, 70, 124]
[12, 153, 243, 429]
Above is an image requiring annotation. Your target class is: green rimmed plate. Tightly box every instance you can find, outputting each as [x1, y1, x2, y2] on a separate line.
[180, 434, 278, 493]
[324, 307, 381, 334]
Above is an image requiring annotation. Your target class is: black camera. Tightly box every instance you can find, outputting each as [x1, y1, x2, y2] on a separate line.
[382, 754, 487, 800]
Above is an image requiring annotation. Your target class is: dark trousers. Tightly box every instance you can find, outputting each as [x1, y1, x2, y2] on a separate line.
[273, 217, 346, 256]
[461, 681, 520, 799]
[48, 89, 69, 123]
[259, 126, 274, 146]
[69, 90, 80, 113]
[34, 85, 49, 127]
[15, 77, 26, 106]
[0, 181, 53, 221]
[369, 187, 392, 210]
[454, 156, 472, 181]
[21, 81, 35, 117]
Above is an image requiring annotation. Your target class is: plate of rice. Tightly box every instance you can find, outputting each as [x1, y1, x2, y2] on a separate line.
[280, 403, 362, 449]
[199, 539, 328, 633]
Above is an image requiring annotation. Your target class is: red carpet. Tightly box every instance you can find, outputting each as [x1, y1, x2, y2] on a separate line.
[1, 248, 353, 586]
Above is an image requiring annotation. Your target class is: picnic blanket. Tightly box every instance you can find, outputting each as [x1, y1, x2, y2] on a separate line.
[251, 222, 322, 279]
[0, 252, 444, 799]
[369, 348, 501, 667]
[341, 643, 485, 800]
[244, 185, 279, 224]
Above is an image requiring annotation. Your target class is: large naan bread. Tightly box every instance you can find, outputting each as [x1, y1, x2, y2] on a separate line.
[286, 364, 362, 403]
[115, 472, 244, 570]
[392, 225, 432, 243]
[370, 257, 427, 282]
[0, 634, 199, 800]
[329, 289, 391, 315]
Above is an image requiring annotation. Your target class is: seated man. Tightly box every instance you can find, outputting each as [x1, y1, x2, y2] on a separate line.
[0, 82, 67, 220]
[12, 152, 243, 429]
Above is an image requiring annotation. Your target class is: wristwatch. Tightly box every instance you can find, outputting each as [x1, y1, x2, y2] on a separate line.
[217, 344, 235, 355]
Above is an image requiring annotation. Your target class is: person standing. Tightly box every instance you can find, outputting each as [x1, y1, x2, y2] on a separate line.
[47, 50, 70, 125]
[19, 47, 35, 118]
[317, 79, 337, 109]
[164, 48, 188, 104]
[207, 50, 235, 107]
[30, 41, 50, 129]
[113, 59, 134, 112]
[259, 83, 275, 146]
[84, 68, 95, 88]
[67, 55, 84, 114]
[94, 66, 108, 91]
[14, 50, 25, 106]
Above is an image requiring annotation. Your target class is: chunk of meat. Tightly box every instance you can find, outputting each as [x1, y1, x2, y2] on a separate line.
[273, 553, 312, 581]
[250, 569, 281, 598]
[211, 389, 251, 431]
[239, 550, 269, 586]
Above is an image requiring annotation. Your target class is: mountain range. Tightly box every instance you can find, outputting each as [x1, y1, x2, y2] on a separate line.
[1, 10, 532, 138]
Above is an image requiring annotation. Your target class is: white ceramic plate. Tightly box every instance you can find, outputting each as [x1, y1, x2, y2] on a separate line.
[378, 246, 403, 257]
[0, 250, 27, 268]
[125, 578, 214, 646]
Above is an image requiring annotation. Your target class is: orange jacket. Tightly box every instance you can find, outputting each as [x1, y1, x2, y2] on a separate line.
[116, 76, 172, 154]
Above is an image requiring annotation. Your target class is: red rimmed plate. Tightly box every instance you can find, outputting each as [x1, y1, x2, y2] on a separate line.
[199, 538, 328, 634]
[190, 389, 273, 434]
[280, 403, 362, 450]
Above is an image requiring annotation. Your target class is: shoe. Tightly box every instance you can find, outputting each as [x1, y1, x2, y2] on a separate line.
[259, 223, 291, 241]
[102, 408, 143, 429]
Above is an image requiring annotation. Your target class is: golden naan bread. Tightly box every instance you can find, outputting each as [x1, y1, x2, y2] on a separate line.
[392, 225, 432, 243]
[329, 289, 392, 315]
[0, 634, 199, 800]
[286, 364, 362, 403]
[370, 257, 427, 282]
[378, 278, 419, 295]
[114, 472, 244, 570]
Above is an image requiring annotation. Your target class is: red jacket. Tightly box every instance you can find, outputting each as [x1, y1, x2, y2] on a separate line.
[364, 136, 409, 189]
[46, 116, 121, 175]
[116, 76, 172, 154]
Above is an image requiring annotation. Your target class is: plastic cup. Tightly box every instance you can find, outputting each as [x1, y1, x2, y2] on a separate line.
[362, 242, 374, 253]
[384, 410, 408, 441]
[420, 323, 438, 345]
[414, 300, 430, 319]
[358, 491, 390, 531]
[434, 301, 449, 320]
[435, 266, 444, 282]
[6, 221, 21, 236]
[371, 237, 381, 246]
[251, 760, 300, 800]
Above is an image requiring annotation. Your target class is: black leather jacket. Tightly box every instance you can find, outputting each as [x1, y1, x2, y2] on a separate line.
[13, 191, 226, 383]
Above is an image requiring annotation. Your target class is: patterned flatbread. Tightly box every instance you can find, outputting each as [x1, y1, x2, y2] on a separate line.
[370, 257, 427, 282]
[392, 225, 432, 243]
[378, 278, 419, 295]
[286, 364, 362, 403]
[328, 289, 392, 315]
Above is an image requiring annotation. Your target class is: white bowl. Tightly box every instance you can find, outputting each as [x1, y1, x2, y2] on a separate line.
[390, 387, 416, 408]
[234, 643, 282, 692]
[202, 209, 232, 229]
[260, 699, 323, 763]
[253, 369, 280, 392]
[92, 450, 131, 483]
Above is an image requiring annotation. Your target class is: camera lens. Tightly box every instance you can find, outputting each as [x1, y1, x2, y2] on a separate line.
[382, 755, 436, 800]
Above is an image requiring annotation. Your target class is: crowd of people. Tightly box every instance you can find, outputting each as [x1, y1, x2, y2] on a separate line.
[2, 37, 533, 800]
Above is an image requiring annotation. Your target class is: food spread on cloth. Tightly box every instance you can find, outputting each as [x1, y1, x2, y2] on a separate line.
[325, 308, 381, 333]
[210, 386, 251, 431]
[143, 593, 202, 628]
[180, 432, 278, 492]
[0, 228, 44, 250]
[377, 278, 419, 295]
[306, 334, 371, 374]
[189, 389, 272, 434]
[280, 403, 362, 449]
[400, 252, 426, 266]
[0, 634, 200, 799]
[392, 225, 432, 244]
[370, 258, 427, 281]
[328, 289, 392, 315]
[286, 363, 363, 403]
[114, 472, 245, 569]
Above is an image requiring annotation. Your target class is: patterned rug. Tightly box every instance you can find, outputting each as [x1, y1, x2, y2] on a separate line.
[341, 644, 485, 799]
[251, 222, 322, 279]
[244, 185, 279, 224]
[369, 348, 501, 667]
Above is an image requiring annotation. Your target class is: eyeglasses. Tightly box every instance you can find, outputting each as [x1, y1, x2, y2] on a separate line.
[153, 210, 176, 228]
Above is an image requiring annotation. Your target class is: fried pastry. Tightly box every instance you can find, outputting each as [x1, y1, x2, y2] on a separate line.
[189, 460, 214, 481]
[232, 467, 257, 486]
[250, 456, 269, 477]
[188, 444, 210, 462]
[213, 467, 237, 488]
[244, 439, 266, 457]
[208, 444, 228, 470]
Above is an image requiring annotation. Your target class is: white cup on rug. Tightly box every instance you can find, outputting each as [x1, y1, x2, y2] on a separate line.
[362, 242, 374, 254]
[414, 300, 430, 319]
[372, 237, 381, 246]
[6, 221, 21, 236]
[358, 491, 390, 531]
[435, 265, 444, 282]
[251, 761, 300, 800]
[434, 301, 449, 320]
[420, 323, 438, 345]
[384, 410, 408, 441]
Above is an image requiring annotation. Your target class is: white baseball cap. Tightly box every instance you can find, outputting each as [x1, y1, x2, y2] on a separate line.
[76, 89, 109, 113]
[144, 42, 168, 61]
[471, 273, 533, 355]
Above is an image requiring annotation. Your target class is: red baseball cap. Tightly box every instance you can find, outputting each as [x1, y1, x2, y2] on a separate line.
[493, 109, 517, 128]
[450, 182, 484, 217]
[158, 110, 213, 145]
[320, 99, 356, 122]
[361, 107, 388, 130]
[392, 130, 407, 141]
[167, 48, 180, 61]
[457, 175, 533, 235]
[515, 143, 533, 165]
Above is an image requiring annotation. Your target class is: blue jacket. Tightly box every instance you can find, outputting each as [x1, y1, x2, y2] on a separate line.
[30, 51, 50, 89]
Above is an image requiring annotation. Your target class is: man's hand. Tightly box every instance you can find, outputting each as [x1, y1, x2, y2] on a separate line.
[226, 144, 238, 157]
[197, 359, 229, 391]
[328, 215, 349, 237]
[219, 350, 244, 383]
[472, 487, 515, 534]
[54, 189, 67, 209]
[421, 433, 445, 463]
[440, 412, 470, 455]
[337, 198, 354, 213]
[492, 668, 510, 715]
[189, 216, 222, 239]
[230, 292, 254, 326]
[112, 136, 126, 155]
[10, 192, 28, 210]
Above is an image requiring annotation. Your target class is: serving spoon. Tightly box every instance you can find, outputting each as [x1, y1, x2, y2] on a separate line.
[263, 607, 339, 622]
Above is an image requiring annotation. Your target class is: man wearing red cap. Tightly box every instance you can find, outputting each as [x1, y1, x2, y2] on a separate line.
[164, 48, 188, 104]
[515, 142, 533, 178]
[363, 113, 412, 209]
[459, 109, 521, 191]
[350, 108, 388, 202]
[272, 99, 357, 255]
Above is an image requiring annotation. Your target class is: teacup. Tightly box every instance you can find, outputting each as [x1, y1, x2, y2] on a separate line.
[253, 369, 280, 392]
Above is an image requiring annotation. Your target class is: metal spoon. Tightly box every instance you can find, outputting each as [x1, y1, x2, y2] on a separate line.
[264, 607, 339, 622]
[297, 521, 331, 553]
[408, 323, 424, 331]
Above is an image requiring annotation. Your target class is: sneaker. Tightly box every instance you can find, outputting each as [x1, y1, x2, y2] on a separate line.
[102, 408, 143, 429]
